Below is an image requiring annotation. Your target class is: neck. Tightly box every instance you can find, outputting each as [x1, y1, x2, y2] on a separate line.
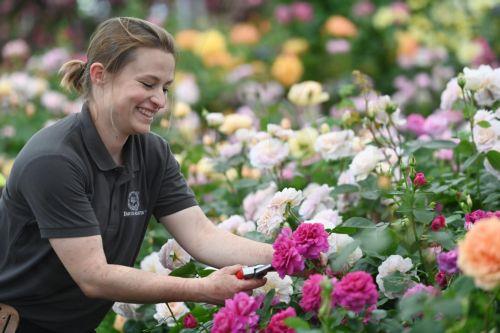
[88, 101, 127, 166]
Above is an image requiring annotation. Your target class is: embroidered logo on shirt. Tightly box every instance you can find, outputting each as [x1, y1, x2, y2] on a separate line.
[124, 191, 146, 217]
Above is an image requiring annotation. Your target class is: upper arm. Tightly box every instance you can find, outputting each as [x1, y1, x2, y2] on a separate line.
[159, 206, 216, 256]
[49, 235, 107, 298]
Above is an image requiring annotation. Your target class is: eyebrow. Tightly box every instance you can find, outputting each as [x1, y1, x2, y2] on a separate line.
[140, 74, 173, 85]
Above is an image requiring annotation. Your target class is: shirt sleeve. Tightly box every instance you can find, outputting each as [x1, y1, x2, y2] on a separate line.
[153, 141, 198, 220]
[19, 155, 100, 238]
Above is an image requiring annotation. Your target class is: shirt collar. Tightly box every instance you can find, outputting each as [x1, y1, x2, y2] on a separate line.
[79, 103, 140, 173]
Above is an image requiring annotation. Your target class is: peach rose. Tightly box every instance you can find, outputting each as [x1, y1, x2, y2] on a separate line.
[175, 30, 200, 51]
[230, 23, 260, 45]
[458, 217, 500, 290]
[324, 16, 357, 37]
[271, 54, 303, 87]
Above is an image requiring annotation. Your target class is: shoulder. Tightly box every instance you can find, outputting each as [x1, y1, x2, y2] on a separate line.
[10, 115, 87, 182]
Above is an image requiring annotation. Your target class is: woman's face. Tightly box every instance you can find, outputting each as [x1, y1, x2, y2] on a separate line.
[99, 47, 175, 136]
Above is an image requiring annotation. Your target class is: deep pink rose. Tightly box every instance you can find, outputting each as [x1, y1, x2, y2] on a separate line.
[299, 274, 325, 313]
[291, 2, 314, 22]
[292, 223, 329, 259]
[413, 172, 427, 187]
[264, 307, 297, 333]
[272, 228, 305, 278]
[183, 313, 197, 328]
[431, 215, 446, 231]
[332, 271, 378, 314]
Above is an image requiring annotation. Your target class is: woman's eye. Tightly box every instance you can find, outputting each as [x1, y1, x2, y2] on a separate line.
[163, 88, 169, 93]
[141, 82, 153, 88]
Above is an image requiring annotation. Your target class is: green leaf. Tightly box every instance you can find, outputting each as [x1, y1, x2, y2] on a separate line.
[331, 184, 359, 195]
[382, 271, 412, 295]
[476, 120, 491, 128]
[283, 317, 310, 329]
[486, 150, 500, 171]
[329, 226, 357, 235]
[420, 140, 457, 149]
[428, 231, 456, 250]
[413, 209, 435, 224]
[454, 140, 474, 156]
[462, 152, 483, 170]
[360, 190, 380, 200]
[169, 261, 196, 277]
[342, 217, 375, 228]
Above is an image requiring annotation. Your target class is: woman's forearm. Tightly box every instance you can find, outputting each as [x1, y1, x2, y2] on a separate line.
[191, 225, 274, 268]
[86, 264, 204, 303]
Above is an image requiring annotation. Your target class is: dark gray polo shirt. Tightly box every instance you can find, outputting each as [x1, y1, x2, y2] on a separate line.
[0, 104, 197, 332]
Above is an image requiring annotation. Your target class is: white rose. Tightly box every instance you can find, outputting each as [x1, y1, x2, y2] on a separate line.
[327, 233, 363, 270]
[206, 112, 225, 126]
[314, 130, 356, 161]
[253, 272, 293, 304]
[376, 255, 413, 299]
[349, 145, 385, 181]
[153, 302, 189, 326]
[287, 80, 329, 106]
[140, 252, 171, 275]
[249, 138, 289, 169]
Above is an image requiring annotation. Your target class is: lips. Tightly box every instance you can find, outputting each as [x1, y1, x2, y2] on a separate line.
[137, 107, 156, 121]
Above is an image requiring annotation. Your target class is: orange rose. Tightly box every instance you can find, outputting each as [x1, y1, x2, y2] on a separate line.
[175, 30, 199, 51]
[396, 31, 419, 58]
[324, 16, 358, 37]
[271, 54, 303, 87]
[230, 23, 260, 45]
[458, 217, 500, 290]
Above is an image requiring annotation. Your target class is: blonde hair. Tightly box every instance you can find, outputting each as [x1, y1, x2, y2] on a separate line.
[59, 17, 176, 99]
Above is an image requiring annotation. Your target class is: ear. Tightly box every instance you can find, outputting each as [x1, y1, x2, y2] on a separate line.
[89, 62, 106, 85]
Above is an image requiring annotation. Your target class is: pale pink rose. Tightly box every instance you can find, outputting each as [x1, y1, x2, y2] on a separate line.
[237, 221, 256, 236]
[291, 2, 314, 22]
[434, 149, 454, 161]
[304, 209, 342, 229]
[218, 215, 247, 234]
[2, 39, 30, 59]
[243, 183, 277, 221]
[406, 114, 426, 136]
[218, 142, 243, 159]
[299, 184, 334, 219]
[352, 0, 375, 16]
[158, 239, 191, 270]
[423, 113, 449, 136]
[275, 5, 292, 24]
[440, 78, 461, 111]
[326, 39, 351, 54]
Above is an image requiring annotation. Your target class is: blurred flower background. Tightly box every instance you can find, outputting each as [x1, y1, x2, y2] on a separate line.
[1, 1, 499, 332]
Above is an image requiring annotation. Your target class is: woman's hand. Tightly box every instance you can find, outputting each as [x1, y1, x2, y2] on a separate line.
[198, 265, 267, 305]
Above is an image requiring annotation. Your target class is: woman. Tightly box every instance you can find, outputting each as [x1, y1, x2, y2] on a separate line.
[0, 17, 273, 333]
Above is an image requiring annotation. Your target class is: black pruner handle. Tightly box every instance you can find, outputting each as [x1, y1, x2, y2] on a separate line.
[236, 264, 274, 279]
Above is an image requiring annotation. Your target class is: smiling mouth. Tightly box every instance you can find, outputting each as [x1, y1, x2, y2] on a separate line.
[137, 107, 156, 120]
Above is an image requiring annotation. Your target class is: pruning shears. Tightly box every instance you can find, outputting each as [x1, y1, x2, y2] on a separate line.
[236, 264, 274, 280]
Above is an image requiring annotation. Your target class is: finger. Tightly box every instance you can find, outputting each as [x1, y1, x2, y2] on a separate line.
[240, 278, 267, 290]
[221, 264, 243, 274]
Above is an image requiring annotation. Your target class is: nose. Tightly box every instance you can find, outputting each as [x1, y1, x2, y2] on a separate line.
[150, 87, 166, 110]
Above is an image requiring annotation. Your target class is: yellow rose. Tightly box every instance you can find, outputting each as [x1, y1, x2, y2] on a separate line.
[219, 114, 253, 135]
[194, 30, 227, 57]
[324, 15, 358, 37]
[175, 29, 200, 51]
[456, 40, 482, 64]
[230, 23, 260, 45]
[287, 81, 329, 106]
[0, 80, 13, 98]
[282, 38, 309, 55]
[225, 168, 238, 181]
[197, 157, 215, 176]
[271, 54, 303, 87]
[173, 101, 191, 118]
[288, 127, 318, 158]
